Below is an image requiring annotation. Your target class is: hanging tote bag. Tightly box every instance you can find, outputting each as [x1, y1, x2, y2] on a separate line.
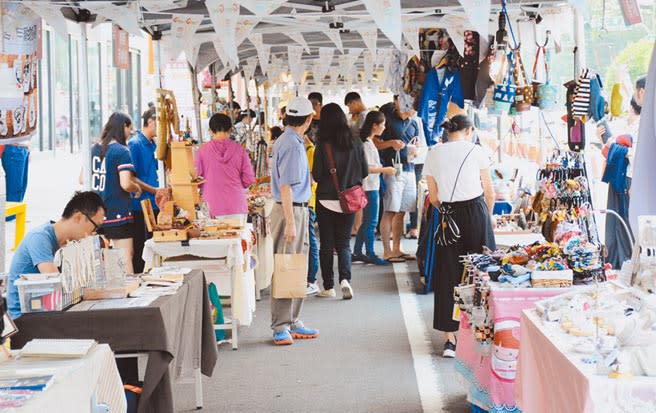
[512, 48, 533, 112]
[492, 52, 516, 115]
[272, 244, 307, 299]
[537, 48, 558, 111]
[324, 143, 368, 214]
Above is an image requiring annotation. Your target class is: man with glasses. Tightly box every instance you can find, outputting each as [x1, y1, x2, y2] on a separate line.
[6, 191, 106, 319]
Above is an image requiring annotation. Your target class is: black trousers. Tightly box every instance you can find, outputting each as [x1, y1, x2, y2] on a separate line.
[316, 202, 355, 290]
[131, 210, 154, 274]
[433, 196, 495, 332]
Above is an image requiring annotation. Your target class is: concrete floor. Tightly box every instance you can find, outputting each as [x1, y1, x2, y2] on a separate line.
[4, 151, 471, 412]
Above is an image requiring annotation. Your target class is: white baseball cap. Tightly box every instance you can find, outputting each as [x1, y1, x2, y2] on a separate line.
[285, 97, 314, 117]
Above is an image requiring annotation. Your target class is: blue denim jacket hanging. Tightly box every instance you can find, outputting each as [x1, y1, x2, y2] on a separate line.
[418, 67, 464, 146]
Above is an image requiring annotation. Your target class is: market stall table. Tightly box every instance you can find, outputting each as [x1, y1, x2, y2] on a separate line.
[11, 270, 218, 413]
[142, 226, 257, 350]
[516, 308, 656, 413]
[455, 284, 568, 412]
[0, 343, 125, 412]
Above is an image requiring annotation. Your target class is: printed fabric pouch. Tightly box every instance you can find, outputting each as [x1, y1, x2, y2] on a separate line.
[435, 145, 476, 246]
[512, 49, 533, 112]
[492, 52, 516, 115]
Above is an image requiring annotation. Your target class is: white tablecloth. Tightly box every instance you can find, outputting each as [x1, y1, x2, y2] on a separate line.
[516, 309, 656, 413]
[0, 343, 125, 413]
[143, 226, 256, 326]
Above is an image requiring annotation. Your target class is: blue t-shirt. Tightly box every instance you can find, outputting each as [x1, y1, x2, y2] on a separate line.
[91, 142, 136, 228]
[128, 131, 159, 212]
[7, 223, 59, 318]
[271, 128, 312, 203]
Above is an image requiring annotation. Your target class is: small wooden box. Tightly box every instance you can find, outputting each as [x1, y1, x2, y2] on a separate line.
[153, 228, 189, 242]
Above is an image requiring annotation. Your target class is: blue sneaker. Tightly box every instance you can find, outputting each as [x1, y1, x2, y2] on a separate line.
[366, 255, 390, 266]
[290, 326, 319, 339]
[273, 329, 294, 345]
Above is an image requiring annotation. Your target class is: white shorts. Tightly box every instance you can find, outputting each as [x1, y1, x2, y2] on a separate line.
[383, 170, 417, 213]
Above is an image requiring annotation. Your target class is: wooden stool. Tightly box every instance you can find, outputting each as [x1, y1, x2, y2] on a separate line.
[5, 202, 26, 251]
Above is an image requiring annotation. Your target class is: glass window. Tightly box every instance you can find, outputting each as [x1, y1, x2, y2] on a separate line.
[88, 42, 102, 139]
[106, 41, 117, 116]
[53, 32, 70, 151]
[70, 38, 80, 152]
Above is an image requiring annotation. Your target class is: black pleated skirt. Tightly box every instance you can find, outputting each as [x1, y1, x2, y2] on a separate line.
[433, 196, 496, 332]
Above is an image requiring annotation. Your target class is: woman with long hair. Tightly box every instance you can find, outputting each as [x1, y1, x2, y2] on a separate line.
[352, 111, 396, 265]
[195, 113, 255, 220]
[423, 114, 495, 358]
[312, 103, 368, 299]
[91, 112, 142, 273]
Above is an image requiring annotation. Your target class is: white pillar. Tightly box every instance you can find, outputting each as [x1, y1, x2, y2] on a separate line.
[573, 6, 586, 76]
[79, 22, 91, 190]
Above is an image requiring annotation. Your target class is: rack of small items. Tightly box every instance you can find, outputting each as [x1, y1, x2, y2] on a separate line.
[532, 151, 605, 284]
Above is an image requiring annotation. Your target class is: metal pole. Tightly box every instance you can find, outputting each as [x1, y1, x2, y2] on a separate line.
[573, 6, 586, 75]
[68, 34, 74, 153]
[210, 63, 217, 115]
[189, 64, 203, 143]
[227, 75, 235, 124]
[79, 22, 91, 190]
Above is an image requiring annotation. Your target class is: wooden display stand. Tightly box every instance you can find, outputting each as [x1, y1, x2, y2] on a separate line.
[141, 199, 190, 242]
[169, 141, 201, 221]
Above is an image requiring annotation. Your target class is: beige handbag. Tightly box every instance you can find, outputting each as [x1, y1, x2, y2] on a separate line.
[272, 245, 307, 299]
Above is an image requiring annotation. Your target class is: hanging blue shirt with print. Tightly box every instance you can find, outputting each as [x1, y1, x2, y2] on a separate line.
[418, 67, 464, 146]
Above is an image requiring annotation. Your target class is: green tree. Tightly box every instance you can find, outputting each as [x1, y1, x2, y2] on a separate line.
[604, 38, 654, 86]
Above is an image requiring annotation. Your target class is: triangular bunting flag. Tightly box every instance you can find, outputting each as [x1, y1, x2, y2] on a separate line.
[458, 0, 490, 40]
[325, 30, 344, 53]
[249, 33, 272, 75]
[242, 57, 257, 80]
[235, 17, 260, 46]
[359, 29, 378, 59]
[402, 24, 420, 58]
[85, 2, 143, 37]
[240, 0, 286, 17]
[206, 0, 240, 65]
[315, 47, 334, 83]
[363, 50, 374, 87]
[287, 45, 305, 85]
[23, 2, 68, 38]
[287, 32, 311, 54]
[166, 14, 203, 62]
[361, 0, 402, 49]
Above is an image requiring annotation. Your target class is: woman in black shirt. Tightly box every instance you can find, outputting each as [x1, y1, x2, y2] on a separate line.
[312, 103, 368, 300]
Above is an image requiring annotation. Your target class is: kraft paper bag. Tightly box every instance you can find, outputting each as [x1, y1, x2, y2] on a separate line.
[272, 249, 307, 299]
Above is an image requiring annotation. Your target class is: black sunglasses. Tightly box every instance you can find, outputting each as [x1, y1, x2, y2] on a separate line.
[81, 211, 100, 234]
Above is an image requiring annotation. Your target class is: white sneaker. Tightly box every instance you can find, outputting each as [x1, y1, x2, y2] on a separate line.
[340, 279, 353, 300]
[306, 282, 319, 296]
[317, 288, 336, 298]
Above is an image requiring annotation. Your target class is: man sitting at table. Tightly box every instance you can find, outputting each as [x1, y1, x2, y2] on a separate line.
[6, 191, 106, 319]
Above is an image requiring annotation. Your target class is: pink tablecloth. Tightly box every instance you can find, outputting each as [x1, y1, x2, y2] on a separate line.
[516, 309, 656, 413]
[455, 286, 565, 412]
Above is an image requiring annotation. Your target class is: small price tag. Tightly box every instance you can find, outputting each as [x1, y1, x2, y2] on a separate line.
[452, 304, 461, 322]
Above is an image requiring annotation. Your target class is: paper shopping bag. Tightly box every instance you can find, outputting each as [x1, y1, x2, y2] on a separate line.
[272, 250, 307, 299]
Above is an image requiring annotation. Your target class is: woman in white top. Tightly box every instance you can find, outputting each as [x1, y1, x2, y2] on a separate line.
[353, 111, 397, 265]
[423, 114, 496, 358]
